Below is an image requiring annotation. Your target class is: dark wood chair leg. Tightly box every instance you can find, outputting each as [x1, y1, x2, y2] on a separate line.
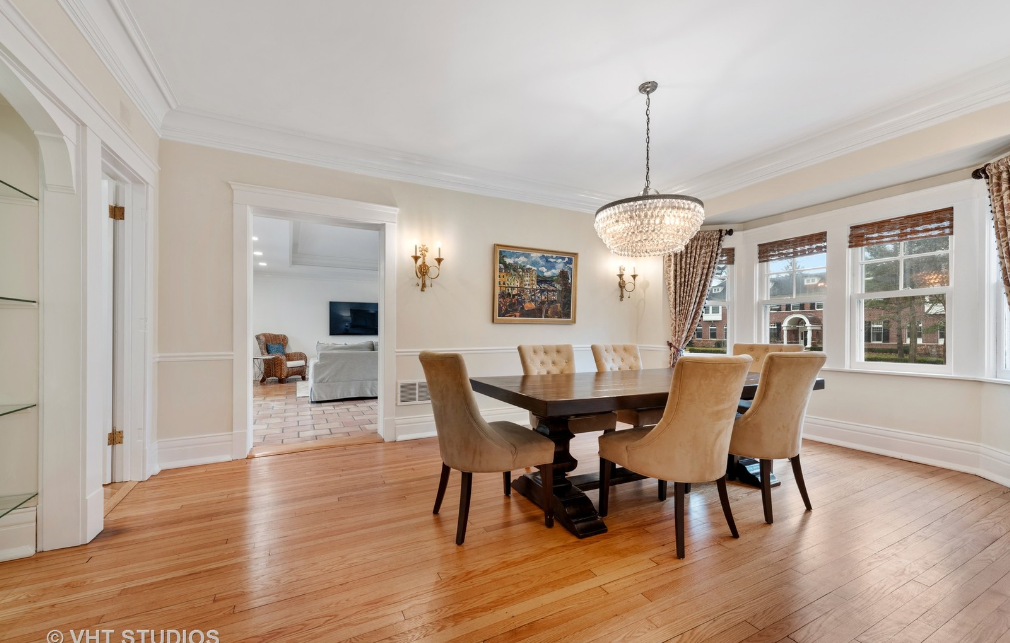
[540, 463, 554, 528]
[658, 480, 667, 501]
[760, 459, 774, 524]
[603, 428, 615, 434]
[791, 455, 812, 511]
[674, 482, 686, 559]
[503, 471, 511, 496]
[716, 475, 739, 538]
[684, 483, 692, 494]
[433, 463, 450, 514]
[599, 457, 612, 517]
[456, 472, 472, 545]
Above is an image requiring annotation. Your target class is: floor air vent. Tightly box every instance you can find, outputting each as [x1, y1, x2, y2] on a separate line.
[398, 380, 431, 405]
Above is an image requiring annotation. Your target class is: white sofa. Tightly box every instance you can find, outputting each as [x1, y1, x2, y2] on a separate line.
[309, 341, 379, 402]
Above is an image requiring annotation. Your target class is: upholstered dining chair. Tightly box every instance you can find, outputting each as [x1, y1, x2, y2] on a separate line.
[598, 354, 752, 558]
[732, 343, 804, 373]
[730, 351, 826, 524]
[731, 343, 804, 414]
[420, 351, 556, 545]
[591, 344, 663, 428]
[255, 333, 307, 383]
[517, 345, 616, 433]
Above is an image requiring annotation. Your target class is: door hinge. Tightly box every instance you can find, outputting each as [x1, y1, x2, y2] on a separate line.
[109, 205, 125, 221]
[108, 428, 124, 445]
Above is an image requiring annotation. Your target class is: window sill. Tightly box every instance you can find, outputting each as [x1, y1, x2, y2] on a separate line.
[821, 367, 1010, 386]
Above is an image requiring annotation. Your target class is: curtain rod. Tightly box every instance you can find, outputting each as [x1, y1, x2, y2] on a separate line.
[972, 167, 988, 180]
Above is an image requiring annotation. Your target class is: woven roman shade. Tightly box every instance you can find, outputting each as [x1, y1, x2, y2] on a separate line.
[717, 247, 735, 265]
[848, 207, 953, 249]
[757, 232, 827, 264]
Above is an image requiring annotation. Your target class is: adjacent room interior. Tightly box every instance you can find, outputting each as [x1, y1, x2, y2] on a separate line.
[250, 215, 380, 453]
[3, 3, 1010, 642]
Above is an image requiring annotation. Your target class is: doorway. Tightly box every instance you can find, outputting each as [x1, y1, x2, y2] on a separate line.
[231, 184, 398, 459]
[249, 216, 382, 455]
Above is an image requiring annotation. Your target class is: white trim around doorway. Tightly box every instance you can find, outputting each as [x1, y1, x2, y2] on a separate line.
[231, 183, 398, 459]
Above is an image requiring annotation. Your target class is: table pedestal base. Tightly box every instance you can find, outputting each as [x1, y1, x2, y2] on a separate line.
[512, 472, 607, 538]
[728, 456, 781, 488]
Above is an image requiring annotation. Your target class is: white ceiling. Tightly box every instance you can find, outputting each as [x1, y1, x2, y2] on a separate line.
[251, 215, 378, 279]
[94, 1, 1010, 219]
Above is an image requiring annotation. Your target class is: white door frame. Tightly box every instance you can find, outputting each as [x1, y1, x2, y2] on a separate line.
[231, 184, 398, 458]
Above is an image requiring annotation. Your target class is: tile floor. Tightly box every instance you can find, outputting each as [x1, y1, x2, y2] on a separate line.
[252, 380, 379, 446]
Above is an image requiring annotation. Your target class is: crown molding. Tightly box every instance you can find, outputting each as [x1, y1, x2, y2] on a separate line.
[166, 108, 617, 213]
[666, 55, 1010, 199]
[55, 0, 176, 134]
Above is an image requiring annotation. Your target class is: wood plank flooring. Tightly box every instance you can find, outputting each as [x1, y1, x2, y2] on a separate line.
[2, 436, 1009, 643]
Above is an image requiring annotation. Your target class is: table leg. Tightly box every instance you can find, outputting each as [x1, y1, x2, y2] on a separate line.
[511, 416, 608, 538]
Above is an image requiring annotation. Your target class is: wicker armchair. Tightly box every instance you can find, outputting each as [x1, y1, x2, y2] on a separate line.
[255, 333, 307, 383]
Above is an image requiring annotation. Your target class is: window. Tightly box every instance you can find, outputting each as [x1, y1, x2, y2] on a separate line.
[851, 208, 952, 369]
[870, 322, 884, 343]
[686, 248, 733, 354]
[758, 232, 826, 351]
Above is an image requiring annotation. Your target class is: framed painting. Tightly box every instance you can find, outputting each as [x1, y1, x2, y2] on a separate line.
[493, 244, 577, 324]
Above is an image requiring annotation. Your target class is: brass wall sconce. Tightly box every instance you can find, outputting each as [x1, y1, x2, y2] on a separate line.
[411, 240, 444, 291]
[617, 265, 637, 301]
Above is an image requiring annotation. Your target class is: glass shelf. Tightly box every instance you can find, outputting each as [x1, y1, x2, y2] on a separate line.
[0, 493, 38, 520]
[0, 296, 37, 305]
[0, 403, 36, 418]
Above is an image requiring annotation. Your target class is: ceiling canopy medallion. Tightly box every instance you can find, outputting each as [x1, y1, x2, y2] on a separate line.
[595, 81, 705, 257]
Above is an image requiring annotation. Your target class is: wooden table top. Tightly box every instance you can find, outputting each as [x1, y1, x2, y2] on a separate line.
[470, 367, 825, 418]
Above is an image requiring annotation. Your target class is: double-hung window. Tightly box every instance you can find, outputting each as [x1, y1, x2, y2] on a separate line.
[758, 233, 826, 351]
[686, 248, 733, 354]
[851, 207, 952, 370]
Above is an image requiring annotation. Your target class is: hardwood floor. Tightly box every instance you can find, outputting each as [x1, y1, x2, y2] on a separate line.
[2, 435, 1009, 643]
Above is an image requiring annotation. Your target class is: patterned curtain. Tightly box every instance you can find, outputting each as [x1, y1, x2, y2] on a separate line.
[664, 230, 726, 366]
[983, 156, 1010, 311]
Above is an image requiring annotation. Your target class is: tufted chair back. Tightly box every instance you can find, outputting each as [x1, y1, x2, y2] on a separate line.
[517, 344, 576, 375]
[591, 344, 642, 372]
[732, 343, 803, 373]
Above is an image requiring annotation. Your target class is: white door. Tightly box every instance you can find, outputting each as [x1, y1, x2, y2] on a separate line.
[101, 177, 127, 483]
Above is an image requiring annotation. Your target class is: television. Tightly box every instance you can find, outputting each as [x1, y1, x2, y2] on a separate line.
[329, 301, 379, 336]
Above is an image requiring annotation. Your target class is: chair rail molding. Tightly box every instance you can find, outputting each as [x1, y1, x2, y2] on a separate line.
[155, 351, 234, 362]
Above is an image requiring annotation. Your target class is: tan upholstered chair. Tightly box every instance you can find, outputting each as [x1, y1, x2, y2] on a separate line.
[732, 343, 804, 373]
[730, 351, 826, 524]
[420, 351, 556, 545]
[598, 354, 752, 558]
[591, 344, 663, 428]
[517, 345, 616, 433]
[255, 333, 307, 383]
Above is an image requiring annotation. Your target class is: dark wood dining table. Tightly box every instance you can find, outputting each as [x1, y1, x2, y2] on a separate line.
[470, 367, 825, 538]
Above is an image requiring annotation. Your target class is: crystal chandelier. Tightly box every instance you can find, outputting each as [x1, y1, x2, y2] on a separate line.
[595, 81, 705, 257]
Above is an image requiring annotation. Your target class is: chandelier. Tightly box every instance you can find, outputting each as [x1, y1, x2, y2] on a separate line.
[595, 81, 705, 257]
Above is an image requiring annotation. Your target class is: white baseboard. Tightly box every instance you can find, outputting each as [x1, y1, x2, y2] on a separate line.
[157, 432, 234, 471]
[0, 506, 36, 562]
[804, 415, 1010, 488]
[394, 407, 529, 441]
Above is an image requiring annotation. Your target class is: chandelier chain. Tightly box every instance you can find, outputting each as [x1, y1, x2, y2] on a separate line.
[644, 91, 651, 194]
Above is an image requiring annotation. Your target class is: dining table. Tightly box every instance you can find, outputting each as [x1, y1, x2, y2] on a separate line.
[470, 367, 826, 538]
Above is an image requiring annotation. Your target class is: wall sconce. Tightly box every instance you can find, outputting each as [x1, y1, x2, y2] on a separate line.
[411, 240, 444, 291]
[617, 265, 637, 301]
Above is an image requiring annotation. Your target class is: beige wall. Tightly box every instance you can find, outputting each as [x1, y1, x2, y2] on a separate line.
[11, 0, 160, 161]
[157, 140, 657, 439]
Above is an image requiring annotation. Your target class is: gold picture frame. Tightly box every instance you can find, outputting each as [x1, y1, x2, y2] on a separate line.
[493, 244, 577, 324]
